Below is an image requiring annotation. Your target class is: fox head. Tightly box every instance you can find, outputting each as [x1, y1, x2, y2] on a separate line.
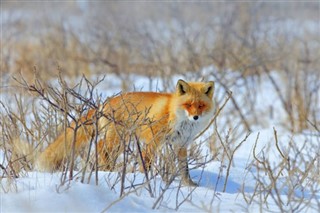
[175, 79, 215, 121]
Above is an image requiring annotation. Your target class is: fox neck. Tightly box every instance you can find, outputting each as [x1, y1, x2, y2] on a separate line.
[169, 105, 213, 147]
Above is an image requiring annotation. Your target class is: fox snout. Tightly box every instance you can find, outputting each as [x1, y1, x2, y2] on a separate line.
[186, 114, 200, 121]
[193, 115, 199, 120]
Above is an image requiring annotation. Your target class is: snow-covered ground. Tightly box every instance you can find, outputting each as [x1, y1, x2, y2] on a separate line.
[0, 69, 319, 212]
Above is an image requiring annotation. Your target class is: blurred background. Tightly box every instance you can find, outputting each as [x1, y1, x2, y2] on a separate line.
[1, 1, 319, 133]
[2, 1, 319, 78]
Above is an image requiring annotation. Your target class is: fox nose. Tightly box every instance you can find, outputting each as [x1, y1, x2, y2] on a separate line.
[193, 115, 199, 120]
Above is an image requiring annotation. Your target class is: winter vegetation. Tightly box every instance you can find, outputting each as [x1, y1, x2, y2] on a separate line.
[1, 1, 319, 212]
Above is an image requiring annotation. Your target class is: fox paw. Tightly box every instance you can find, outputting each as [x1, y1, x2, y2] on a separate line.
[182, 178, 199, 187]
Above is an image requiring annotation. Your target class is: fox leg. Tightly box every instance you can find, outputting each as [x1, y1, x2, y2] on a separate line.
[178, 147, 198, 186]
[97, 128, 122, 170]
[97, 139, 110, 170]
[140, 145, 154, 172]
[138, 129, 159, 172]
[97, 141, 121, 170]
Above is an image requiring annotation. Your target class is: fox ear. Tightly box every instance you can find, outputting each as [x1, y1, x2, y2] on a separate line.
[203, 81, 215, 98]
[176, 79, 189, 96]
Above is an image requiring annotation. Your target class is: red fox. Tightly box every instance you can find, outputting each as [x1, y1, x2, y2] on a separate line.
[36, 79, 215, 186]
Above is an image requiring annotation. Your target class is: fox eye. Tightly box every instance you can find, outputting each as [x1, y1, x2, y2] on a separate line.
[198, 104, 205, 109]
[184, 103, 192, 108]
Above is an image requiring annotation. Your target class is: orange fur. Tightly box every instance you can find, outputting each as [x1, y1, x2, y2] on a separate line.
[36, 79, 215, 185]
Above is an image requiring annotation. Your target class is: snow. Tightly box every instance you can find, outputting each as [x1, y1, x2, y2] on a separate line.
[0, 171, 258, 212]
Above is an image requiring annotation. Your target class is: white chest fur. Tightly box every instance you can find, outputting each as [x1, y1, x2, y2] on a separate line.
[170, 112, 212, 147]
